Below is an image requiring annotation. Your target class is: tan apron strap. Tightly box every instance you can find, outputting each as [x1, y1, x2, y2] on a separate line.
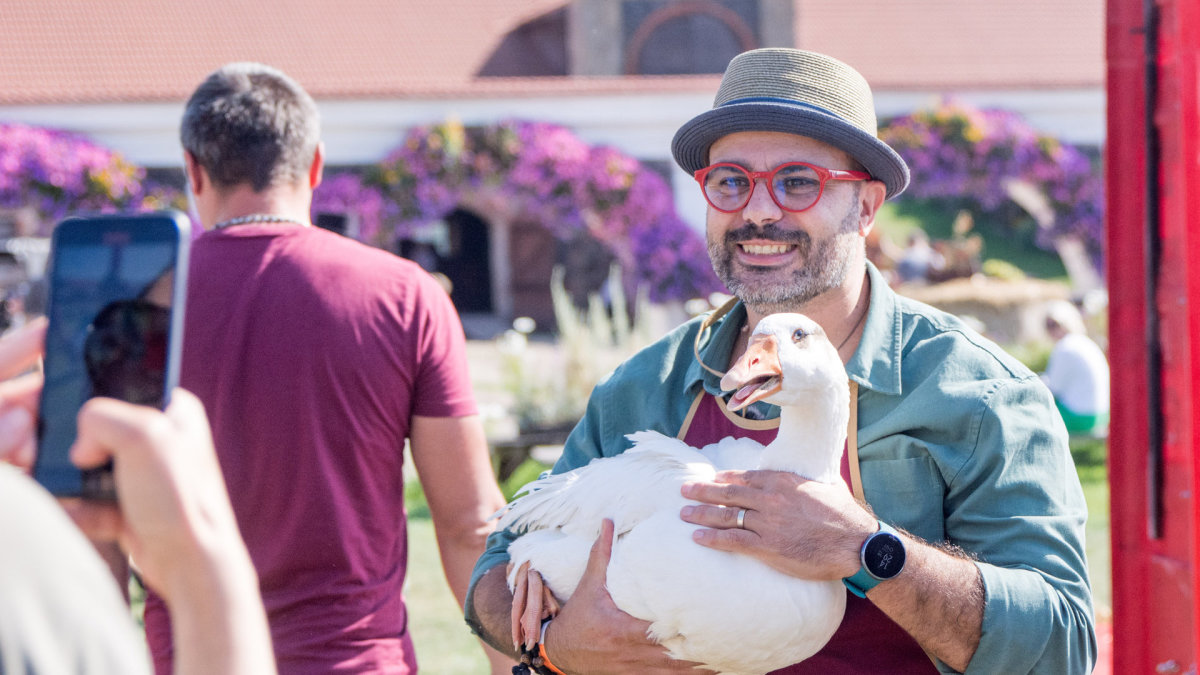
[845, 380, 934, 663]
[693, 296, 741, 379]
[847, 381, 864, 502]
[677, 391, 706, 440]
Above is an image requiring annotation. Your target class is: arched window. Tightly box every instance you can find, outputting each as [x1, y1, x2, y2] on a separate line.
[625, 1, 758, 75]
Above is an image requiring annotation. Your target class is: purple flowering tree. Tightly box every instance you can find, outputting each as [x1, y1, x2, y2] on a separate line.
[355, 119, 722, 303]
[0, 122, 181, 235]
[310, 171, 388, 244]
[879, 101, 1105, 273]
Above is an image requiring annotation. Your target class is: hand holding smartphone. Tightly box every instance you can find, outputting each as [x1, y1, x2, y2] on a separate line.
[33, 212, 189, 499]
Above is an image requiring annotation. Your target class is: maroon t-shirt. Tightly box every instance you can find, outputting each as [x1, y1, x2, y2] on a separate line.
[144, 224, 476, 674]
[681, 393, 935, 673]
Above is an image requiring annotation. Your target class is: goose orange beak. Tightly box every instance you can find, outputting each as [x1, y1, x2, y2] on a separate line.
[721, 334, 783, 411]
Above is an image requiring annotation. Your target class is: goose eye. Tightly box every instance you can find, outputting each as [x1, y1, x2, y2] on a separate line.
[791, 328, 808, 342]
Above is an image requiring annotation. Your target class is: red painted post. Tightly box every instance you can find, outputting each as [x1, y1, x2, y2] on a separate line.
[1105, 0, 1152, 666]
[1107, 0, 1200, 671]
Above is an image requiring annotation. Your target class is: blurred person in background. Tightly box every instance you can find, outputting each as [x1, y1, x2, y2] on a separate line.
[1040, 299, 1110, 435]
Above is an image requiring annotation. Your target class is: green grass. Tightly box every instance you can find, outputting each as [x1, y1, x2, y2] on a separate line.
[405, 458, 552, 673]
[406, 517, 495, 673]
[876, 200, 1070, 281]
[499, 457, 554, 501]
[1072, 436, 1111, 618]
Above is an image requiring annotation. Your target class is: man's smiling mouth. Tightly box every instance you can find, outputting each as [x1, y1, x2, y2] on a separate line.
[740, 243, 795, 255]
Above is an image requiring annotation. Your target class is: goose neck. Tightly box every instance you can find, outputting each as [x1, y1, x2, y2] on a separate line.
[758, 387, 849, 482]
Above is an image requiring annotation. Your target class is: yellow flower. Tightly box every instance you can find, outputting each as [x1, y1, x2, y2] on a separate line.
[441, 117, 466, 158]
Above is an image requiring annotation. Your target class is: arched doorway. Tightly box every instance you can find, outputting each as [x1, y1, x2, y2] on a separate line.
[355, 119, 722, 335]
[440, 208, 493, 313]
[506, 219, 559, 330]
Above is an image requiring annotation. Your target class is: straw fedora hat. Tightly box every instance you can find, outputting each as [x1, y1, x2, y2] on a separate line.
[672, 48, 910, 199]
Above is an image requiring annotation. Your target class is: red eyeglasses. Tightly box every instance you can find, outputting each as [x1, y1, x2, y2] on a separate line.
[693, 162, 872, 213]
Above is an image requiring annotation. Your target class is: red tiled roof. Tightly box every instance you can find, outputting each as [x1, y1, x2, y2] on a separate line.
[0, 0, 1102, 105]
[795, 0, 1103, 89]
[0, 0, 593, 103]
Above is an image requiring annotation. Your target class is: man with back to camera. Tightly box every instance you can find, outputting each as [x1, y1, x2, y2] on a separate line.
[145, 62, 511, 673]
[466, 48, 1095, 674]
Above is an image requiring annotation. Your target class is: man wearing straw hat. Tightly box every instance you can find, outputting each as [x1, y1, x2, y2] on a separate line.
[468, 48, 1094, 674]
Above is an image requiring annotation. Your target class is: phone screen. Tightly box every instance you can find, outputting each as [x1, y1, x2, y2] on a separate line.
[34, 213, 189, 499]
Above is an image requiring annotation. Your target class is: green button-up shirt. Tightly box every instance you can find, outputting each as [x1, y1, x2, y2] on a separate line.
[468, 263, 1095, 674]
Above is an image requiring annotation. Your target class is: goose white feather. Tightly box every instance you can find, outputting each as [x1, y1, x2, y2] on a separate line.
[499, 313, 851, 675]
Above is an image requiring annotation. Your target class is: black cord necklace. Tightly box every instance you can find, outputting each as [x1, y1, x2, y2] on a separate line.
[837, 301, 869, 351]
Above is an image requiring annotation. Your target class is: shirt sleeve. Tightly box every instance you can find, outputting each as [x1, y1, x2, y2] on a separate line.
[411, 273, 477, 418]
[949, 378, 1096, 674]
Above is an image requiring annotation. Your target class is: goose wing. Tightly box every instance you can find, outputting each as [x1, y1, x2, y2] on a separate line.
[496, 430, 715, 539]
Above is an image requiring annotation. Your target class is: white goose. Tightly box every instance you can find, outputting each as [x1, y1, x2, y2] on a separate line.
[499, 313, 851, 675]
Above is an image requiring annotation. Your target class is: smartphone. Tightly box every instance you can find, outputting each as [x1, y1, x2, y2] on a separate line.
[33, 212, 190, 499]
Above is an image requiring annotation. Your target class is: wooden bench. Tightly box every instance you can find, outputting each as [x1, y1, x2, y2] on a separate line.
[490, 425, 572, 482]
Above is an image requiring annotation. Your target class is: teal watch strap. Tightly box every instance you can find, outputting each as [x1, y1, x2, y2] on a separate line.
[843, 520, 905, 598]
[843, 563, 881, 598]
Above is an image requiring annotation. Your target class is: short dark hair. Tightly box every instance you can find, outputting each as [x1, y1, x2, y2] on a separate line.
[181, 62, 320, 192]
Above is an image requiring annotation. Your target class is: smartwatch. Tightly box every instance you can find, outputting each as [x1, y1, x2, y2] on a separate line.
[843, 520, 906, 598]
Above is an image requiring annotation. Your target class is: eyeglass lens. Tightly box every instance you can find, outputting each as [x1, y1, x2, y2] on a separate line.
[702, 164, 824, 212]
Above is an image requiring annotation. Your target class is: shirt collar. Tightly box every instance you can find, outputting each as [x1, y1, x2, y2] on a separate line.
[686, 261, 904, 399]
[846, 261, 903, 395]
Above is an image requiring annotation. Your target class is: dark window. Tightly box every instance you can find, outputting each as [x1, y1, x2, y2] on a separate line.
[441, 208, 493, 313]
[624, 0, 759, 75]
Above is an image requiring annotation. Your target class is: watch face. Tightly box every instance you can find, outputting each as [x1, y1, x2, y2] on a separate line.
[863, 532, 906, 580]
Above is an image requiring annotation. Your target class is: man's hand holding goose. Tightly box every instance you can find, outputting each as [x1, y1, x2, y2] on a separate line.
[681, 470, 879, 582]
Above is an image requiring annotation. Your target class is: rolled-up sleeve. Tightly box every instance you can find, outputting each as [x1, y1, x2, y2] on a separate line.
[949, 378, 1096, 674]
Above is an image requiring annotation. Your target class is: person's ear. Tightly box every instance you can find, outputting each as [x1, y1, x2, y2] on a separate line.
[309, 142, 325, 190]
[857, 180, 887, 237]
[183, 151, 205, 195]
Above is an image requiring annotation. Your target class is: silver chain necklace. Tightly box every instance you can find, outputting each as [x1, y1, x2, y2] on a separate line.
[212, 214, 310, 229]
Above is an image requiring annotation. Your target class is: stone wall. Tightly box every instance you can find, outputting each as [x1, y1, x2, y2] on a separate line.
[896, 276, 1072, 346]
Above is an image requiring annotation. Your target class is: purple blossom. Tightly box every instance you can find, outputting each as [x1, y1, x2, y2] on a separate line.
[879, 101, 1104, 269]
[311, 172, 387, 243]
[2, 120, 722, 303]
[366, 119, 720, 302]
[0, 122, 180, 235]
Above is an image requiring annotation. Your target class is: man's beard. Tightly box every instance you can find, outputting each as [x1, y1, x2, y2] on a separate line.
[708, 203, 860, 314]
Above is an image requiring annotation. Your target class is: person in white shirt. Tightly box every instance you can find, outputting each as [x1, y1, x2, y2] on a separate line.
[1040, 300, 1110, 435]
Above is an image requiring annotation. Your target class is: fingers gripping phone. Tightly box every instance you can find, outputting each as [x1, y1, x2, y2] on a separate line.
[33, 212, 190, 499]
